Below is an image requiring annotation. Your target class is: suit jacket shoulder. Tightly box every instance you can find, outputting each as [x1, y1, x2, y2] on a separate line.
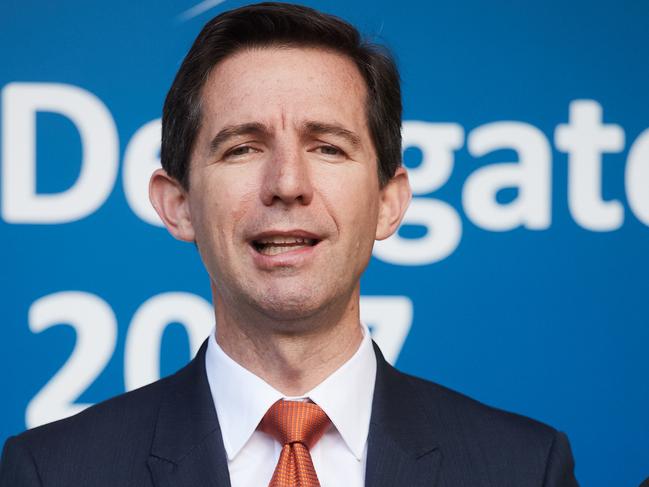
[1, 339, 578, 487]
[0, 340, 230, 487]
[365, 343, 579, 487]
[1, 373, 166, 487]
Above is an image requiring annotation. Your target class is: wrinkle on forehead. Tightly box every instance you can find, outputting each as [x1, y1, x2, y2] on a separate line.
[201, 46, 369, 125]
[190, 45, 376, 169]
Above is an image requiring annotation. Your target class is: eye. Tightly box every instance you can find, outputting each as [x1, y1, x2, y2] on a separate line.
[224, 145, 259, 158]
[316, 145, 344, 156]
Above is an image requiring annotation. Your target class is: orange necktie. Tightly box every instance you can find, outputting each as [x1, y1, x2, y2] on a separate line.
[259, 399, 331, 487]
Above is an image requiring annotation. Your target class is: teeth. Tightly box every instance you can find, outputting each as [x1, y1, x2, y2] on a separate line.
[253, 236, 317, 256]
[260, 244, 308, 256]
[257, 237, 314, 245]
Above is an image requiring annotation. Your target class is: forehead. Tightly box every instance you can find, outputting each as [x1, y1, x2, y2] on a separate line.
[199, 46, 369, 132]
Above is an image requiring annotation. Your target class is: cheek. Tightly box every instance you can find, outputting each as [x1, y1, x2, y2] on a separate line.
[318, 170, 380, 240]
[227, 188, 257, 233]
[190, 175, 258, 248]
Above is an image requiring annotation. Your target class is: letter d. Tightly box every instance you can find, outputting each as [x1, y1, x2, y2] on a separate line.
[2, 83, 118, 223]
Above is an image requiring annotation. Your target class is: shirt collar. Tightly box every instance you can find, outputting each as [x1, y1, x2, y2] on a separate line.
[204, 323, 377, 461]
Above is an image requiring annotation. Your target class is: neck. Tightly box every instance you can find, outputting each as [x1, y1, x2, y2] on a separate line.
[212, 285, 364, 396]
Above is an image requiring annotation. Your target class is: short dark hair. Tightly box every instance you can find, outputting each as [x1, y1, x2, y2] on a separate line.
[161, 2, 402, 188]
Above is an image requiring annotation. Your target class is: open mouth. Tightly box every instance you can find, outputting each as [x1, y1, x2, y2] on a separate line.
[252, 236, 319, 256]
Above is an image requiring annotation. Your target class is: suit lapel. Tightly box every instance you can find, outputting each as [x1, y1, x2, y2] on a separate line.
[147, 340, 231, 487]
[365, 342, 442, 487]
[145, 338, 442, 487]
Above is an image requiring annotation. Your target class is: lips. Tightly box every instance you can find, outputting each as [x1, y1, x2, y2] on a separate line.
[250, 231, 321, 257]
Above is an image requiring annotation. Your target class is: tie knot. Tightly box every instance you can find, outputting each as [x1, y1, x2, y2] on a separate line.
[259, 399, 331, 448]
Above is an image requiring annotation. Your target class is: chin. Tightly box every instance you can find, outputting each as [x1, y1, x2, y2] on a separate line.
[252, 287, 334, 324]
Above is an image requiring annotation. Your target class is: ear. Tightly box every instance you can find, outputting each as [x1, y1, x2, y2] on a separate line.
[376, 167, 411, 240]
[149, 168, 196, 242]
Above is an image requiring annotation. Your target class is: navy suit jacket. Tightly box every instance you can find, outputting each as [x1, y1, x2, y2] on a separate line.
[0, 341, 579, 486]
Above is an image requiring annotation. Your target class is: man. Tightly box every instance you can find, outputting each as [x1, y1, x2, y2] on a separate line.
[0, 3, 578, 486]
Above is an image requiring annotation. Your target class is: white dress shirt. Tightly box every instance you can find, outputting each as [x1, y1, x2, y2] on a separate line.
[204, 323, 377, 487]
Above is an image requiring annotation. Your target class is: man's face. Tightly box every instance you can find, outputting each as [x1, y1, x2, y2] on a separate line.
[178, 46, 404, 321]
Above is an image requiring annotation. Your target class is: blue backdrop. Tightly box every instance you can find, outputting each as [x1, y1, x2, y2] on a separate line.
[2, 1, 648, 485]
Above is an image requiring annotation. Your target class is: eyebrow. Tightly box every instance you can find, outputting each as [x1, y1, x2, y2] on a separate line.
[208, 122, 270, 154]
[302, 121, 362, 148]
[207, 120, 362, 154]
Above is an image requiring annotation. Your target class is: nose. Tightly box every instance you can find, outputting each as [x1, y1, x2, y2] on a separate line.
[260, 146, 314, 206]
